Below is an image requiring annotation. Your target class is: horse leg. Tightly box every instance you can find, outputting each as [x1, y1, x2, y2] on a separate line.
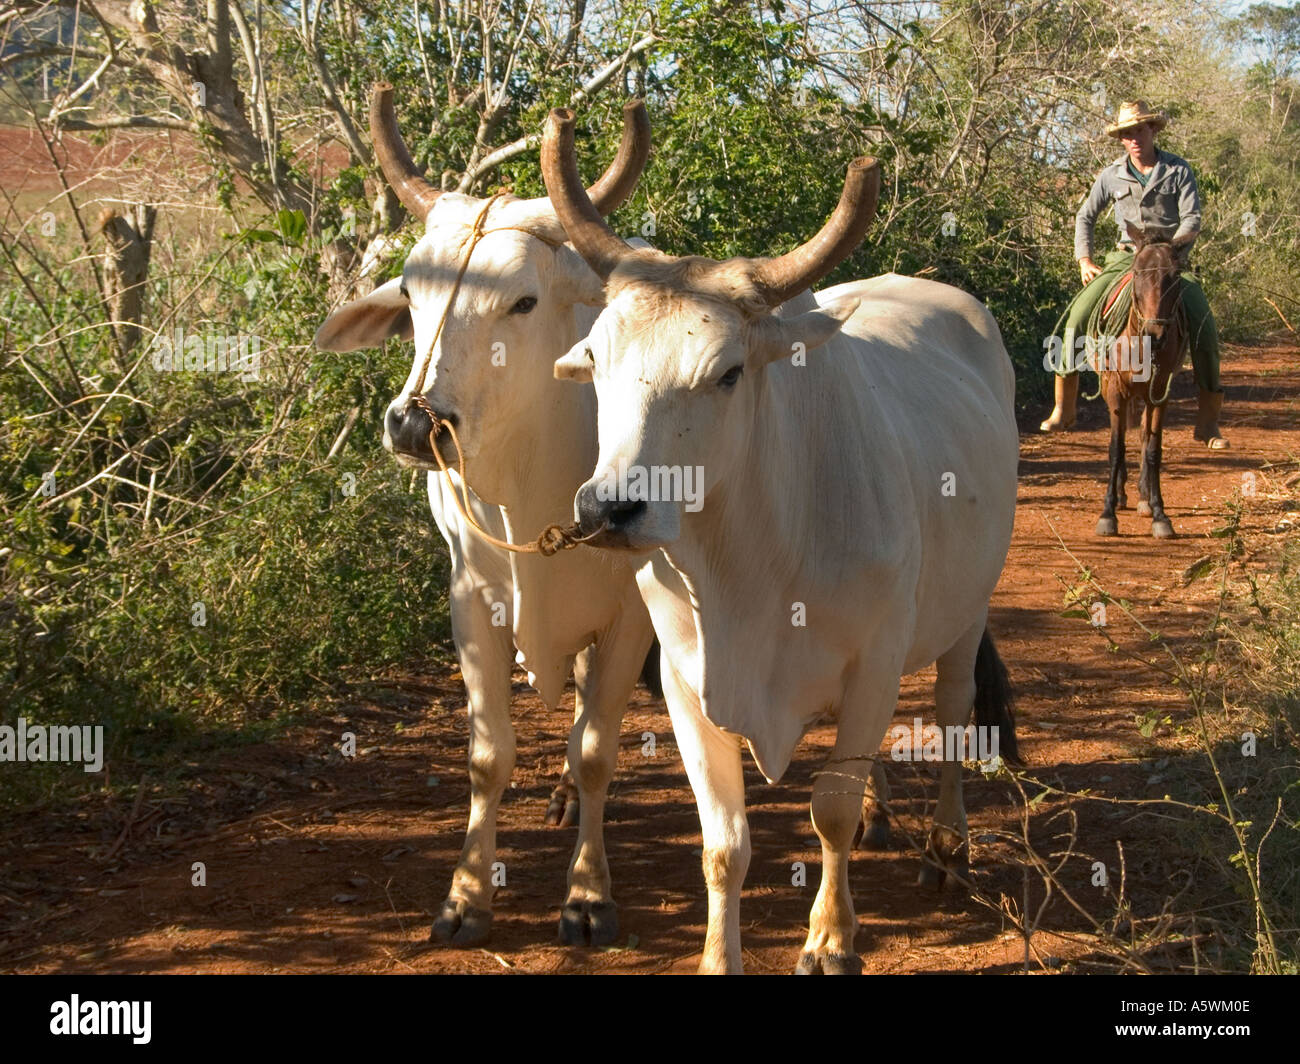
[1096, 384, 1126, 536]
[1117, 398, 1136, 509]
[1117, 442, 1129, 511]
[1137, 403, 1153, 516]
[1146, 402, 1175, 538]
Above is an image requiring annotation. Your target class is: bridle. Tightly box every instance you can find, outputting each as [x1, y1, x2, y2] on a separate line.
[402, 190, 605, 556]
[1125, 256, 1183, 405]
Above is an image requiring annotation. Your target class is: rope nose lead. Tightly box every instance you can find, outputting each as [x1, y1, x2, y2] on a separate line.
[412, 394, 606, 556]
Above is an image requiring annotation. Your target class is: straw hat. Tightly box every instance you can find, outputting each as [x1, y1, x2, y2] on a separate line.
[1106, 100, 1168, 137]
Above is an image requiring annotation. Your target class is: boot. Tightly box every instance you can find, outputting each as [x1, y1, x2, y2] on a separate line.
[1039, 373, 1078, 432]
[1193, 388, 1229, 449]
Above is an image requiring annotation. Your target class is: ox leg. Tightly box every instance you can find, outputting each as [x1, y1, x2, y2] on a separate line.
[432, 581, 516, 947]
[856, 760, 891, 851]
[918, 620, 985, 893]
[544, 751, 580, 829]
[558, 615, 654, 947]
[662, 659, 750, 974]
[1096, 394, 1126, 536]
[799, 678, 899, 976]
[1145, 403, 1174, 538]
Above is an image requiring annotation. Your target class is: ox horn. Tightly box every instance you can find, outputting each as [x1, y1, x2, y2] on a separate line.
[749, 157, 881, 307]
[583, 98, 652, 215]
[374, 85, 651, 228]
[541, 107, 637, 279]
[371, 83, 443, 222]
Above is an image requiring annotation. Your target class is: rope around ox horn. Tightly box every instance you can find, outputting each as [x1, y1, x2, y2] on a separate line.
[412, 394, 604, 556]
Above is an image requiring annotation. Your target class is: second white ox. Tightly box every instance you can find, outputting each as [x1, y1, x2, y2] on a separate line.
[315, 86, 655, 947]
[541, 109, 1021, 974]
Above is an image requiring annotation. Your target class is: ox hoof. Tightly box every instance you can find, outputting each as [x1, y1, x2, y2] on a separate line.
[854, 814, 891, 851]
[544, 779, 580, 827]
[558, 900, 619, 947]
[1151, 518, 1175, 539]
[917, 857, 970, 893]
[431, 898, 492, 947]
[1137, 500, 1152, 516]
[1095, 516, 1119, 537]
[795, 950, 862, 975]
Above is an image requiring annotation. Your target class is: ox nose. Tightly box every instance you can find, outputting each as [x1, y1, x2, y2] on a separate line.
[384, 399, 450, 460]
[575, 480, 647, 536]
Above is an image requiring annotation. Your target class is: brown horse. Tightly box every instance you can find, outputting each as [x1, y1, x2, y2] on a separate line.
[1095, 222, 1195, 539]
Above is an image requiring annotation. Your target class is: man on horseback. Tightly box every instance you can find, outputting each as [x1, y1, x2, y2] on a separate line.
[1040, 100, 1228, 448]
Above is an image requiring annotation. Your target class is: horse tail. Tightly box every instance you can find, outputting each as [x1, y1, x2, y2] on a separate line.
[974, 628, 1021, 765]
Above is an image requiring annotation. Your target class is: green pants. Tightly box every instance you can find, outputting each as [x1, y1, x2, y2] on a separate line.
[1058, 249, 1220, 391]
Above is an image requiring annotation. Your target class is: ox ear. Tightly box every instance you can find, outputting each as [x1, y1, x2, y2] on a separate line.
[554, 338, 595, 383]
[550, 244, 607, 307]
[314, 276, 413, 352]
[748, 297, 860, 368]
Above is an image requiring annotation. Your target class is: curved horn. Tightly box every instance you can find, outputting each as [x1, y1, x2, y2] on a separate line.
[751, 158, 881, 306]
[584, 99, 652, 214]
[541, 107, 635, 279]
[370, 83, 442, 222]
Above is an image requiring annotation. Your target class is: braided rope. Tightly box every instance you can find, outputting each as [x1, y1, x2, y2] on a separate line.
[402, 191, 604, 557]
[1080, 270, 1187, 406]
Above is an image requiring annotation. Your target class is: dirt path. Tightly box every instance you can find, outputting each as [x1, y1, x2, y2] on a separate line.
[3, 341, 1297, 975]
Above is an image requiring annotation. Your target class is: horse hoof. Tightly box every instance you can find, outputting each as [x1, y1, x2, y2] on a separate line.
[795, 950, 862, 975]
[1117, 492, 1129, 510]
[1095, 516, 1119, 536]
[431, 898, 493, 947]
[1136, 500, 1152, 516]
[1151, 518, 1175, 539]
[558, 900, 619, 946]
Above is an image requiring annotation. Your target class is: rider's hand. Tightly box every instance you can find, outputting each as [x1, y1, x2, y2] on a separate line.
[1079, 257, 1103, 284]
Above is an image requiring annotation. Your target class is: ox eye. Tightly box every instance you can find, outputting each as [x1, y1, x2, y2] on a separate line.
[718, 365, 743, 389]
[510, 296, 537, 315]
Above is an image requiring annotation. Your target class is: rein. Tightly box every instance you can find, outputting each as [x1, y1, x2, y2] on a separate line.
[405, 190, 604, 557]
[1125, 274, 1185, 407]
[1081, 262, 1185, 406]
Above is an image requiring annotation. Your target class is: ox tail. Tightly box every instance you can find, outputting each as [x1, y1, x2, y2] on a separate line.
[974, 628, 1021, 766]
[639, 638, 664, 700]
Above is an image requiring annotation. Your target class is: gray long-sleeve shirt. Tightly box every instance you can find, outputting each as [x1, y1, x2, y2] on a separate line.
[1074, 148, 1202, 261]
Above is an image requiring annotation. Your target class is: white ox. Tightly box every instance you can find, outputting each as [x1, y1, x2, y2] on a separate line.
[540, 108, 1021, 974]
[315, 85, 656, 947]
